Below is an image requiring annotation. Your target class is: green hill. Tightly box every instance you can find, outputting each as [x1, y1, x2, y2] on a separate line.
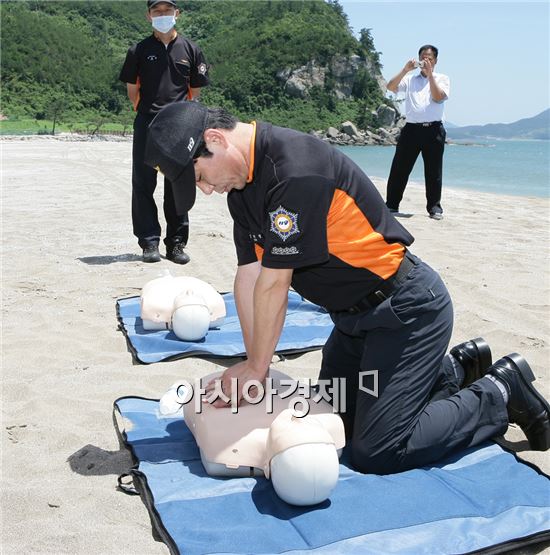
[1, 0, 389, 133]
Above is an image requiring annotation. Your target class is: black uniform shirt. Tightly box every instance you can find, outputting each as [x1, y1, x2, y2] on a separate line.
[119, 34, 209, 115]
[227, 123, 415, 311]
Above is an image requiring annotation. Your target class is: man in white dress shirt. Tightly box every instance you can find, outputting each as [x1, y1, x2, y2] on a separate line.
[385, 45, 450, 220]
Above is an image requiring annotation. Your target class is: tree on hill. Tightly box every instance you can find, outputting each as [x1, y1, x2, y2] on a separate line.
[1, 0, 389, 133]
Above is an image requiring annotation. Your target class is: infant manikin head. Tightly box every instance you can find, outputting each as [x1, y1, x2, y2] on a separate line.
[265, 409, 340, 506]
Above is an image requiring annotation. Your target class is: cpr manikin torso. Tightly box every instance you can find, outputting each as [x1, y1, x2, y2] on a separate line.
[140, 271, 226, 341]
[159, 370, 346, 506]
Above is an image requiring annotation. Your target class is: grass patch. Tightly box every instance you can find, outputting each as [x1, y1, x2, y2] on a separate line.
[0, 119, 132, 136]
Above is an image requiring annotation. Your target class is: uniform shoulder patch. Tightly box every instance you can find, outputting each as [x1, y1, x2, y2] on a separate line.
[269, 206, 299, 242]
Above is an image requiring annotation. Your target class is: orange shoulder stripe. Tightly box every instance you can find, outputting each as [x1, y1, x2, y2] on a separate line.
[327, 189, 404, 279]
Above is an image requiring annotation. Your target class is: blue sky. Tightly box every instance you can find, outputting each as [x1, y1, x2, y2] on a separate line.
[340, 1, 550, 126]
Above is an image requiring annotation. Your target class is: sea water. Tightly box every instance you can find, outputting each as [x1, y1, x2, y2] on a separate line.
[339, 139, 549, 198]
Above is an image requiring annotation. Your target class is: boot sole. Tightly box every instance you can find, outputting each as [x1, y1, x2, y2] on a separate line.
[454, 337, 493, 386]
[505, 353, 550, 451]
[472, 337, 492, 374]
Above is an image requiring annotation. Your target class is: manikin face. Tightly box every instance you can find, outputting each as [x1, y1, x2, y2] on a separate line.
[193, 130, 249, 196]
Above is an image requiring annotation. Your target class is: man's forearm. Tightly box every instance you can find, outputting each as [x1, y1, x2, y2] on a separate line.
[234, 262, 261, 354]
[387, 69, 407, 93]
[126, 83, 139, 107]
[429, 77, 446, 102]
[247, 268, 293, 376]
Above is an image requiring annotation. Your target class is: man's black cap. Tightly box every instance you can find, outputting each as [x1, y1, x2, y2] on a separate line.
[145, 101, 208, 214]
[147, 0, 177, 9]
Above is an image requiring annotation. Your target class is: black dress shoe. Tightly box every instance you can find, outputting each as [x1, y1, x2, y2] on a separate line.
[450, 337, 492, 387]
[142, 244, 160, 263]
[488, 353, 550, 451]
[167, 243, 190, 265]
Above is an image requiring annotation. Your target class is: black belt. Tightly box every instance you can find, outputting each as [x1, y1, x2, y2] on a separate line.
[407, 121, 441, 128]
[345, 252, 416, 314]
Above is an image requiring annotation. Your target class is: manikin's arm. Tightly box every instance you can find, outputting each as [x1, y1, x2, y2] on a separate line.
[206, 266, 293, 407]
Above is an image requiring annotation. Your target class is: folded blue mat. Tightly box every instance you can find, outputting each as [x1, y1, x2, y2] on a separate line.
[116, 291, 333, 364]
[114, 396, 550, 555]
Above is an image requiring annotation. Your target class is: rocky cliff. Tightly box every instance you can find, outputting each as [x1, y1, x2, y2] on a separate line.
[277, 55, 403, 145]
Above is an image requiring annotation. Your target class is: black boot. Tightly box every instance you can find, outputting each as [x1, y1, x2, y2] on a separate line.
[450, 337, 492, 387]
[166, 243, 190, 265]
[488, 353, 550, 451]
[142, 244, 161, 263]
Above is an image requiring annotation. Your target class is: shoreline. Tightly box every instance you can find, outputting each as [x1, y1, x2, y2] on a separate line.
[367, 174, 550, 201]
[3, 135, 548, 200]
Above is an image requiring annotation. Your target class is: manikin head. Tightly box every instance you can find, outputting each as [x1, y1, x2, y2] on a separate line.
[171, 290, 210, 341]
[265, 410, 340, 506]
[140, 273, 226, 336]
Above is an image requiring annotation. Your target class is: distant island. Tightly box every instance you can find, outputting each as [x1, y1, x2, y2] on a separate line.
[446, 109, 549, 141]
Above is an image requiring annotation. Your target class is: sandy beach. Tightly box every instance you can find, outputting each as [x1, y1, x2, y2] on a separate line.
[2, 136, 549, 554]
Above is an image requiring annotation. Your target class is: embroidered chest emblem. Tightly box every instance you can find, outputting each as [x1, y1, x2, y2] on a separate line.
[269, 206, 299, 242]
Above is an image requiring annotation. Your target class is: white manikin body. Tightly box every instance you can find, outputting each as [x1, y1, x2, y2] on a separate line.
[159, 370, 345, 506]
[140, 272, 226, 341]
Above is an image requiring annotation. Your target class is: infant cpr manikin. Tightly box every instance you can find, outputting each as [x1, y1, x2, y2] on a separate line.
[159, 370, 345, 506]
[140, 271, 226, 341]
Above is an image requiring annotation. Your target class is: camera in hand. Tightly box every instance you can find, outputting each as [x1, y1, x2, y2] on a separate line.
[415, 60, 425, 69]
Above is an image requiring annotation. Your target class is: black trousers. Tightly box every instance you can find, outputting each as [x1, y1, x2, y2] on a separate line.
[132, 113, 189, 249]
[386, 123, 446, 215]
[319, 256, 508, 474]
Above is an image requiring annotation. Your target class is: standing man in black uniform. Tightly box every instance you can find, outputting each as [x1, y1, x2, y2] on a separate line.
[144, 102, 550, 475]
[119, 0, 209, 263]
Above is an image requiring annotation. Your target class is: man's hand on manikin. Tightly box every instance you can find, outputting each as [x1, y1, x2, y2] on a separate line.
[203, 359, 267, 408]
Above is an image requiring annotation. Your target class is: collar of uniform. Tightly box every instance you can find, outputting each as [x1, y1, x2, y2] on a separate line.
[152, 32, 178, 46]
[246, 121, 257, 184]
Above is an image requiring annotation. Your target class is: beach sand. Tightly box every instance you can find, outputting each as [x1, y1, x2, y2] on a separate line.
[2, 137, 549, 554]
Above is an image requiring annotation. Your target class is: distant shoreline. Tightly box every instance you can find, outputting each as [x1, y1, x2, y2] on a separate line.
[2, 135, 547, 199]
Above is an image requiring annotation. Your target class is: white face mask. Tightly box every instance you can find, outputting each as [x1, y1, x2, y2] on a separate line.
[152, 15, 176, 34]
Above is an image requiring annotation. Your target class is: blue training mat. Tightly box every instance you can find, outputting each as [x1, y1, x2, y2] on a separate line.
[114, 396, 550, 555]
[116, 291, 333, 364]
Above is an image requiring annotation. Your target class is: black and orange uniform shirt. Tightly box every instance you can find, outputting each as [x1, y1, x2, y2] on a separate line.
[227, 123, 415, 312]
[119, 34, 209, 115]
